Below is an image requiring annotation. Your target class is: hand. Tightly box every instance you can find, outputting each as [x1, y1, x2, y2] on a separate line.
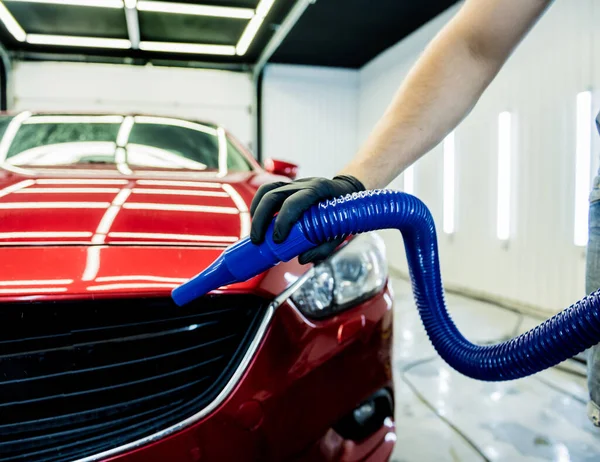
[250, 175, 365, 264]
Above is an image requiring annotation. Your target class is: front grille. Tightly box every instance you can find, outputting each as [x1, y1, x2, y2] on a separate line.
[0, 295, 267, 462]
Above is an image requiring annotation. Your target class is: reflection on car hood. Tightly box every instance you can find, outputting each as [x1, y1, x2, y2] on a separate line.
[0, 245, 307, 300]
[0, 170, 256, 247]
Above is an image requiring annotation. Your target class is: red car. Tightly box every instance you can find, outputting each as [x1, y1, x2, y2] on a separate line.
[0, 113, 395, 462]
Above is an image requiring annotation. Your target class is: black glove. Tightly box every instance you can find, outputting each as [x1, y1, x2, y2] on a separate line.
[250, 175, 365, 264]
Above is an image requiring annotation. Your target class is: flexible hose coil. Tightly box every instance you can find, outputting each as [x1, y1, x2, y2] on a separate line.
[299, 189, 600, 381]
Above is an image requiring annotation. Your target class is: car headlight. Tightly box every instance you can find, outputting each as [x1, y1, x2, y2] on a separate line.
[290, 233, 388, 319]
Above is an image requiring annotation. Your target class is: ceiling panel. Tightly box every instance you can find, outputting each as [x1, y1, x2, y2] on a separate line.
[6, 3, 128, 39]
[0, 1, 458, 69]
[139, 11, 246, 45]
[0, 0, 296, 66]
[272, 0, 459, 68]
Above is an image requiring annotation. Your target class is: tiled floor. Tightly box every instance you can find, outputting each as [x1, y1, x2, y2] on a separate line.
[389, 276, 600, 462]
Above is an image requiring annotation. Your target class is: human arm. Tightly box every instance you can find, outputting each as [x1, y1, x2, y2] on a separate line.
[251, 0, 553, 261]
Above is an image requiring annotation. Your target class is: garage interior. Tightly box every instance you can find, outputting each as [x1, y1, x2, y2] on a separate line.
[0, 0, 599, 461]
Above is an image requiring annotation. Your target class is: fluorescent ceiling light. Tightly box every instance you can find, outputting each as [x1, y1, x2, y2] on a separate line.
[137, 1, 253, 19]
[9, 0, 123, 8]
[443, 131, 456, 234]
[236, 0, 277, 56]
[27, 34, 131, 49]
[0, 2, 26, 42]
[236, 15, 263, 56]
[255, 0, 276, 18]
[403, 166, 414, 195]
[497, 111, 512, 241]
[139, 41, 235, 56]
[574, 91, 593, 246]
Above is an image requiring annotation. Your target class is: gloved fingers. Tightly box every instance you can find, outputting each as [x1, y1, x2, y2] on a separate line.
[298, 238, 344, 265]
[250, 186, 299, 243]
[250, 181, 287, 216]
[273, 188, 321, 243]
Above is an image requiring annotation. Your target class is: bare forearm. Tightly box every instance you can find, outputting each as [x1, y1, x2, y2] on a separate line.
[341, 29, 495, 189]
[340, 0, 551, 189]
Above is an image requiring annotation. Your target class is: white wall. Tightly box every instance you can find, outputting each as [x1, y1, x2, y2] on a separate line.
[359, 0, 600, 314]
[12, 61, 254, 147]
[261, 64, 359, 178]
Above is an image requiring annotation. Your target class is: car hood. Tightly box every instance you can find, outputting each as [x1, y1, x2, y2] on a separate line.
[0, 245, 307, 301]
[0, 170, 260, 247]
[0, 168, 306, 300]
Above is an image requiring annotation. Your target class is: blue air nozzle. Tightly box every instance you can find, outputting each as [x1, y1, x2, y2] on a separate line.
[171, 221, 317, 307]
[172, 190, 600, 382]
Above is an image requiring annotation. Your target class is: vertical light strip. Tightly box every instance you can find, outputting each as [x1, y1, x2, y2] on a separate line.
[574, 91, 593, 246]
[404, 166, 414, 195]
[443, 131, 456, 234]
[497, 111, 512, 241]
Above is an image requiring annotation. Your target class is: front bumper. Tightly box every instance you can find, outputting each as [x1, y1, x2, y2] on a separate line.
[104, 286, 394, 462]
[294, 418, 396, 462]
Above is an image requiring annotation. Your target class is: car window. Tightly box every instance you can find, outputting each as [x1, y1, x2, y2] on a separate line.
[7, 122, 121, 165]
[0, 116, 13, 140]
[227, 139, 253, 171]
[127, 122, 220, 170]
[0, 114, 254, 172]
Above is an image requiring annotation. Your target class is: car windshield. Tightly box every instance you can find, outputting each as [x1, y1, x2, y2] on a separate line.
[0, 114, 253, 172]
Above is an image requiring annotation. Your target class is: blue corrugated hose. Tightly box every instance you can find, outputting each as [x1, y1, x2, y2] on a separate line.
[173, 190, 600, 381]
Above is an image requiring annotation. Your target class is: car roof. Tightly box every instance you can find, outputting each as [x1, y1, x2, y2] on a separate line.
[0, 111, 221, 130]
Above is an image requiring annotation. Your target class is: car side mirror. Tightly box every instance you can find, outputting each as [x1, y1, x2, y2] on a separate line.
[264, 158, 298, 180]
